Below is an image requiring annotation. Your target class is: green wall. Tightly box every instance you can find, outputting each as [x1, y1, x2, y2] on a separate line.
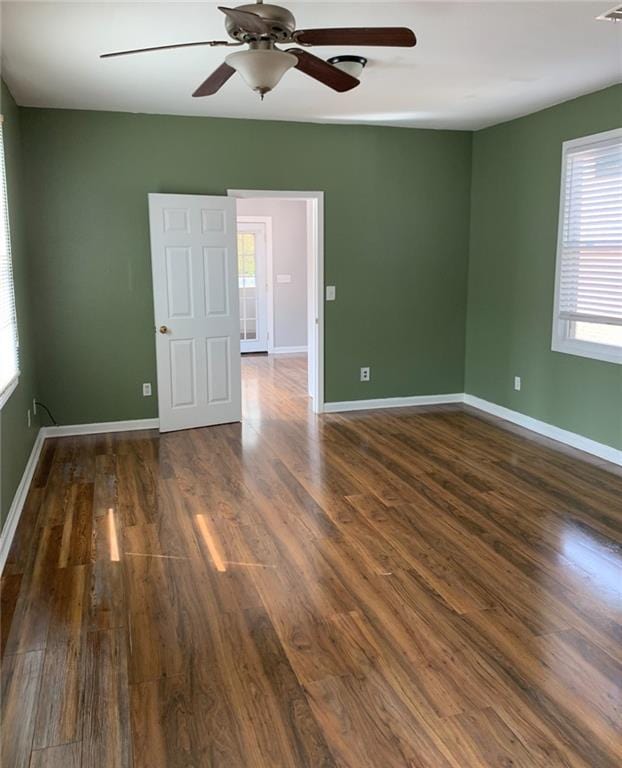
[0, 82, 39, 525]
[465, 84, 622, 449]
[20, 108, 472, 423]
[2, 83, 621, 529]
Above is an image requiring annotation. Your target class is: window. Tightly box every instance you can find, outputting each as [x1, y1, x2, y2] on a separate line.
[237, 230, 257, 341]
[552, 128, 622, 364]
[0, 117, 19, 408]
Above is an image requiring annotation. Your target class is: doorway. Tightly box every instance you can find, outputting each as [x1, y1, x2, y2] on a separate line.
[229, 189, 324, 413]
[148, 190, 324, 433]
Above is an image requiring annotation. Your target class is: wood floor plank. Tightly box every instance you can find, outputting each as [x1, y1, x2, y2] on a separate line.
[306, 671, 456, 768]
[3, 488, 44, 577]
[115, 453, 157, 528]
[88, 509, 125, 631]
[4, 525, 63, 655]
[130, 667, 247, 768]
[244, 606, 338, 767]
[37, 465, 74, 528]
[92, 454, 117, 519]
[81, 628, 132, 768]
[29, 742, 81, 768]
[58, 483, 94, 568]
[33, 565, 89, 750]
[1, 572, 22, 656]
[1, 650, 44, 768]
[210, 606, 332, 767]
[459, 607, 621, 768]
[1, 354, 621, 768]
[122, 525, 187, 684]
[32, 439, 58, 489]
[440, 707, 563, 768]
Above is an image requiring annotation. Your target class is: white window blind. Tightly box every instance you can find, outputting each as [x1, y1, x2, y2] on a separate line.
[0, 118, 20, 406]
[557, 130, 622, 328]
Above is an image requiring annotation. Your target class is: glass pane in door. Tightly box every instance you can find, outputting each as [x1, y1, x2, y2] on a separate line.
[238, 232, 257, 341]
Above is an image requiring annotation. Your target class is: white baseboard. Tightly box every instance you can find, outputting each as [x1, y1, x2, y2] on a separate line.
[463, 394, 622, 466]
[1, 417, 161, 568]
[270, 346, 308, 355]
[3, 394, 618, 573]
[0, 428, 46, 573]
[42, 418, 160, 438]
[324, 391, 621, 466]
[324, 393, 464, 413]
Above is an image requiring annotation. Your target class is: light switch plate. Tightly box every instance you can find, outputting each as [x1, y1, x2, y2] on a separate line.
[326, 285, 336, 301]
[514, 376, 521, 391]
[143, 382, 152, 397]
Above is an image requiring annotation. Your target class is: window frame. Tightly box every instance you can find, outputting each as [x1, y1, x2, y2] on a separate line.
[0, 374, 18, 410]
[0, 115, 20, 409]
[551, 127, 622, 366]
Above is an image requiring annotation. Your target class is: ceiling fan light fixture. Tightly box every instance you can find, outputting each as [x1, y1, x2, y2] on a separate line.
[225, 48, 297, 97]
[327, 55, 367, 79]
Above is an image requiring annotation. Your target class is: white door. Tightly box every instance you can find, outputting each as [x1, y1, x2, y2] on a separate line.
[237, 219, 269, 353]
[149, 193, 241, 432]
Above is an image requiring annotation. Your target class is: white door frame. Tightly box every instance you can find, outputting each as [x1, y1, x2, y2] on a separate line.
[237, 215, 274, 353]
[228, 189, 324, 414]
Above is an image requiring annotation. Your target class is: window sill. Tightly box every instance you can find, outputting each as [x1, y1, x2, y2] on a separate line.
[552, 338, 622, 365]
[0, 374, 19, 410]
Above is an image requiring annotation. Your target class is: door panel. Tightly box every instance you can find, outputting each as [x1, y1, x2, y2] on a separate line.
[166, 248, 194, 318]
[207, 337, 232, 403]
[204, 247, 229, 316]
[202, 208, 227, 232]
[170, 339, 196, 407]
[149, 193, 241, 432]
[163, 208, 190, 232]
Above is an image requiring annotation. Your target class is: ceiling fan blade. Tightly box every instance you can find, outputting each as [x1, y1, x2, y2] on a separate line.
[294, 27, 416, 47]
[192, 62, 236, 97]
[287, 49, 360, 93]
[100, 40, 230, 59]
[218, 6, 272, 35]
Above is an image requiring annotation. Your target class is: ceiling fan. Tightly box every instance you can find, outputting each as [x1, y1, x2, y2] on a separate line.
[101, 1, 417, 99]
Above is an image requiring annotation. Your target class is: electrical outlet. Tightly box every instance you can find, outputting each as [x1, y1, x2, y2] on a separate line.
[360, 366, 371, 382]
[326, 285, 336, 301]
[514, 376, 521, 391]
[32, 398, 37, 415]
[27, 409, 31, 428]
[143, 382, 152, 397]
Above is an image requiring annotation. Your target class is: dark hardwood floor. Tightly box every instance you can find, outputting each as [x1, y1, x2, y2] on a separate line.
[2, 354, 621, 767]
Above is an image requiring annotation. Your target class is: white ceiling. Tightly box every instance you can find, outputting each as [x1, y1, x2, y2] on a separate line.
[1, 1, 621, 130]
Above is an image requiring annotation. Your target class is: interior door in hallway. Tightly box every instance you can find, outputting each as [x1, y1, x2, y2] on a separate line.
[149, 193, 241, 432]
[237, 219, 269, 353]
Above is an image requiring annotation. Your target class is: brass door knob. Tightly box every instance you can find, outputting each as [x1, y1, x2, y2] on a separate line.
[159, 325, 168, 334]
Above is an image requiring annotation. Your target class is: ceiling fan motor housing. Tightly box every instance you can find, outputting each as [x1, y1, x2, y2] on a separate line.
[225, 4, 296, 41]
